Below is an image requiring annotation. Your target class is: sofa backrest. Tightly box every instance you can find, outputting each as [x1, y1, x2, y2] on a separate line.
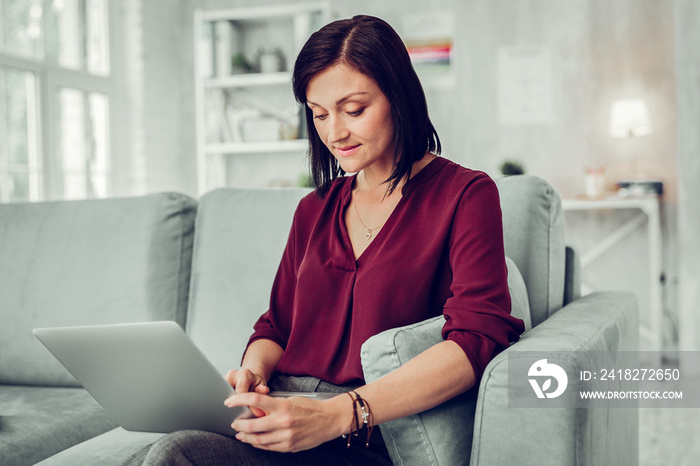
[186, 188, 312, 373]
[0, 193, 196, 386]
[495, 175, 566, 327]
[188, 176, 567, 369]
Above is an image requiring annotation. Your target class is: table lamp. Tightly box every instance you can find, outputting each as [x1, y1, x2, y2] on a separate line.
[608, 98, 652, 138]
[608, 99, 661, 196]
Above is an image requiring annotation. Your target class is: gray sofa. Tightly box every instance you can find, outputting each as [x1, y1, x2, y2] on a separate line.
[0, 175, 638, 466]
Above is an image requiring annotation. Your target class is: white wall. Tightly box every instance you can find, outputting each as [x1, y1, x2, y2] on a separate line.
[111, 0, 198, 198]
[675, 0, 700, 354]
[181, 0, 678, 193]
[120, 0, 696, 349]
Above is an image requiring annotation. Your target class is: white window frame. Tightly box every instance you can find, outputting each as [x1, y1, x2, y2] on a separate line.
[0, 0, 119, 202]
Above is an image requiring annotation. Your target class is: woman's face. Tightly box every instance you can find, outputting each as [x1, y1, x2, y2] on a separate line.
[306, 63, 395, 175]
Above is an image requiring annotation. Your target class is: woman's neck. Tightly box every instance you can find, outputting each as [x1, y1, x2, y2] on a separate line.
[355, 152, 436, 199]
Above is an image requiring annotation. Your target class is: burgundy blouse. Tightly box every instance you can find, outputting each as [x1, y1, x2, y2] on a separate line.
[247, 157, 525, 386]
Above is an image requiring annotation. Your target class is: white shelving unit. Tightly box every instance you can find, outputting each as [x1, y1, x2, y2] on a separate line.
[193, 3, 330, 194]
[206, 139, 310, 155]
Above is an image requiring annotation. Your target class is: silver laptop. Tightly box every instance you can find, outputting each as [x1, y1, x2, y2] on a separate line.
[33, 321, 333, 437]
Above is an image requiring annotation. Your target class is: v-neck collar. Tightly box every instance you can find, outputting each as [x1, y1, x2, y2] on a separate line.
[402, 156, 448, 195]
[338, 176, 396, 266]
[337, 156, 448, 266]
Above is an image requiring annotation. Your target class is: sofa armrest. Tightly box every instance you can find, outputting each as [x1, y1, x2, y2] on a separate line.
[470, 291, 638, 466]
[360, 257, 531, 465]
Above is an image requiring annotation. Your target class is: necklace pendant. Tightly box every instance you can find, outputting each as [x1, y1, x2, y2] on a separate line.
[365, 230, 372, 240]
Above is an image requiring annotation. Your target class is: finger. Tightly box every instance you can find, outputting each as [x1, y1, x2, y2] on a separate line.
[251, 384, 270, 414]
[234, 372, 254, 394]
[232, 410, 279, 435]
[224, 399, 266, 421]
[235, 431, 291, 451]
[233, 413, 297, 447]
[254, 384, 270, 395]
[225, 391, 274, 408]
[227, 394, 282, 428]
[224, 369, 237, 386]
[235, 379, 251, 394]
[249, 407, 267, 417]
[233, 417, 276, 436]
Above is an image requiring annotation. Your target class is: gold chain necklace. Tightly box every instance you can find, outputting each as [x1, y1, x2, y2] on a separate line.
[353, 199, 384, 240]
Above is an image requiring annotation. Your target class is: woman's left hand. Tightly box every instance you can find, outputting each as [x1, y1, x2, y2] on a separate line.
[225, 392, 349, 453]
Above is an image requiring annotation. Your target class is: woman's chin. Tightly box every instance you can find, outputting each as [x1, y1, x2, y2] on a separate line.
[334, 158, 362, 175]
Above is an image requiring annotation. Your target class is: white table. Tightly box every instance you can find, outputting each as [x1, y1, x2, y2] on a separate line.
[562, 196, 663, 353]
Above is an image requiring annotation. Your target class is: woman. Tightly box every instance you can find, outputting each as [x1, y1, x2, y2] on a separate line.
[137, 15, 524, 465]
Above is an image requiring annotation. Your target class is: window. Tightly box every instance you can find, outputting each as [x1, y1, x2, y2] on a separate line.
[57, 88, 109, 199]
[0, 0, 112, 202]
[0, 66, 39, 201]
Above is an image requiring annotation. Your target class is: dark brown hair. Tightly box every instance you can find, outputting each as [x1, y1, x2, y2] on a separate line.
[292, 15, 441, 195]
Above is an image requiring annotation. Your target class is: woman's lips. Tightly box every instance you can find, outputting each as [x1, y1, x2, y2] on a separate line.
[335, 145, 360, 157]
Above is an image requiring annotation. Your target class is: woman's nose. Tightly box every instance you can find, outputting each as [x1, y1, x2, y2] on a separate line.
[327, 115, 350, 144]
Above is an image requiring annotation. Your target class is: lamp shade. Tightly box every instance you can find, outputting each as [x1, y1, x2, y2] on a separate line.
[608, 99, 652, 138]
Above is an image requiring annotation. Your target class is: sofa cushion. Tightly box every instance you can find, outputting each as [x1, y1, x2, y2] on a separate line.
[506, 257, 532, 332]
[0, 193, 196, 386]
[495, 175, 566, 326]
[35, 427, 164, 466]
[360, 257, 530, 466]
[0, 385, 118, 466]
[186, 187, 312, 373]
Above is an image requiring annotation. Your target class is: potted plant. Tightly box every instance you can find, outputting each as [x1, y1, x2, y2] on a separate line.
[499, 160, 525, 176]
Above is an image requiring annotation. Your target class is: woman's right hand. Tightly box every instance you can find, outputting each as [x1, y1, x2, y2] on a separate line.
[225, 339, 283, 417]
[225, 369, 270, 395]
[225, 369, 270, 418]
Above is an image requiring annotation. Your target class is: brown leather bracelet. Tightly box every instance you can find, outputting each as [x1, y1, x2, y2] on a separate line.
[343, 390, 374, 448]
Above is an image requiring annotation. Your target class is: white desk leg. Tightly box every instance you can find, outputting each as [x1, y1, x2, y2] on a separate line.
[645, 201, 663, 362]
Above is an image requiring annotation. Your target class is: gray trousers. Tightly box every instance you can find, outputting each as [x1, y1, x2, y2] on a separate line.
[125, 375, 392, 465]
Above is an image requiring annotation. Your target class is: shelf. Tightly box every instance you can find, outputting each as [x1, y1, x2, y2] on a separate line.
[200, 3, 327, 22]
[204, 71, 291, 89]
[206, 139, 309, 155]
[194, 2, 329, 193]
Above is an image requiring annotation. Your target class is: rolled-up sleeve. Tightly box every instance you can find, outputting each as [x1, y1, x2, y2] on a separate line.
[441, 175, 525, 380]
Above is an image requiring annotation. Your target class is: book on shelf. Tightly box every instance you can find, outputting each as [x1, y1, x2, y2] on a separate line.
[214, 20, 232, 78]
[198, 21, 214, 78]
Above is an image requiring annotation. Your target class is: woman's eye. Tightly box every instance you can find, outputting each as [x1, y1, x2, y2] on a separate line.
[347, 109, 364, 117]
[313, 114, 328, 121]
